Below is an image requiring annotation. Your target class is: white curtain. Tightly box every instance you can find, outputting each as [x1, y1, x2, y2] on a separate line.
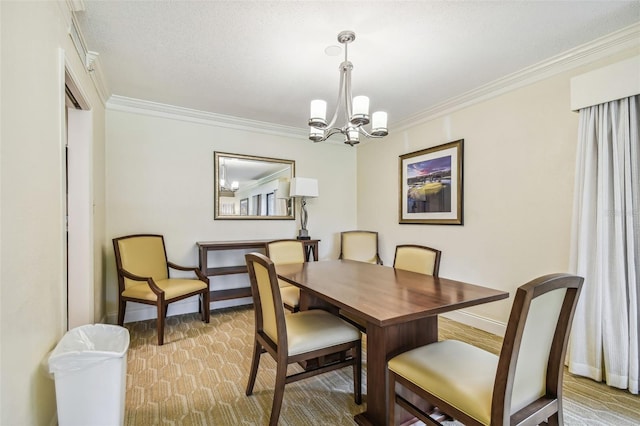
[568, 95, 639, 394]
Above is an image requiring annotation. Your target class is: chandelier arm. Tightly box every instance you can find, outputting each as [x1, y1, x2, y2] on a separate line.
[344, 65, 353, 122]
[324, 66, 345, 130]
[324, 127, 344, 140]
[357, 126, 384, 139]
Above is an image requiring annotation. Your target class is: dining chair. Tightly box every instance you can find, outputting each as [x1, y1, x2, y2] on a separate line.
[387, 273, 583, 426]
[244, 252, 362, 426]
[338, 230, 383, 265]
[342, 243, 443, 333]
[393, 244, 442, 276]
[113, 234, 210, 345]
[265, 239, 305, 312]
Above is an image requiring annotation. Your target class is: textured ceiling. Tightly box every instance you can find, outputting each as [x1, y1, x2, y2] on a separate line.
[76, 1, 640, 133]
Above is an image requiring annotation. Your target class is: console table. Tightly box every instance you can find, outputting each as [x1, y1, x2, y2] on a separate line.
[197, 239, 320, 302]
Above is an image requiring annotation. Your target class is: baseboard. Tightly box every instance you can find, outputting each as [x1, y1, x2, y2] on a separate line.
[441, 310, 507, 337]
[106, 298, 505, 337]
[105, 297, 254, 324]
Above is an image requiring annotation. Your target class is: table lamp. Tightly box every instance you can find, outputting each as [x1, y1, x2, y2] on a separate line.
[289, 177, 319, 240]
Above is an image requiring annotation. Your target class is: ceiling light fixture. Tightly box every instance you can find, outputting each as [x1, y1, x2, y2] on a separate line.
[219, 160, 239, 192]
[308, 30, 388, 146]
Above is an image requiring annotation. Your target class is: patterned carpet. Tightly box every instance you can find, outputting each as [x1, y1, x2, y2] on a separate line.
[123, 306, 640, 425]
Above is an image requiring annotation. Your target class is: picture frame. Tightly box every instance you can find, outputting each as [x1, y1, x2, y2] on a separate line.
[239, 198, 248, 216]
[399, 139, 464, 225]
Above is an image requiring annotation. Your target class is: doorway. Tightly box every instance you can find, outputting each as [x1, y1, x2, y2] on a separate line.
[64, 68, 94, 329]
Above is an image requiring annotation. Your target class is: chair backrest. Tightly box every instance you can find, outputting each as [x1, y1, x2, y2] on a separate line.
[113, 234, 169, 290]
[393, 244, 441, 276]
[339, 230, 381, 264]
[245, 252, 287, 348]
[492, 273, 583, 424]
[266, 239, 305, 265]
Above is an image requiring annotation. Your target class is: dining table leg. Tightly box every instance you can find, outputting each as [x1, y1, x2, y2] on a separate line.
[354, 316, 438, 426]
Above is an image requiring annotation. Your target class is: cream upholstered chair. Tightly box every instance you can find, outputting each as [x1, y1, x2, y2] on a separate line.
[339, 230, 383, 265]
[387, 273, 583, 426]
[113, 234, 210, 345]
[393, 244, 442, 276]
[245, 252, 362, 426]
[265, 239, 305, 312]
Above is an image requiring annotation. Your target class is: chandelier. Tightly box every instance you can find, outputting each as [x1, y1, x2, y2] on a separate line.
[308, 31, 388, 146]
[219, 160, 239, 193]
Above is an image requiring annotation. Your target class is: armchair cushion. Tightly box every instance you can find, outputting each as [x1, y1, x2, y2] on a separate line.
[122, 278, 208, 301]
[285, 310, 361, 356]
[117, 235, 169, 288]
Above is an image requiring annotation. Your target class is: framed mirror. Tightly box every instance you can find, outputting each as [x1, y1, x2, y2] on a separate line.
[214, 152, 295, 220]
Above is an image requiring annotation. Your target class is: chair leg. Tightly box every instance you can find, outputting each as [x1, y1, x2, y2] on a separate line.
[269, 359, 288, 426]
[388, 370, 397, 426]
[353, 341, 362, 405]
[547, 412, 561, 426]
[157, 303, 165, 346]
[117, 299, 126, 326]
[203, 290, 210, 323]
[246, 341, 262, 396]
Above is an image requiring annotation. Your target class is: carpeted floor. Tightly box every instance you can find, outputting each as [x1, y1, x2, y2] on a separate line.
[123, 306, 639, 425]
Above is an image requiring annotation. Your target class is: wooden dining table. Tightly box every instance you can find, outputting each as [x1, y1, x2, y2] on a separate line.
[276, 259, 509, 426]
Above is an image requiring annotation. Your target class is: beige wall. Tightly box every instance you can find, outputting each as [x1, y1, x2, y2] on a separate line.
[105, 108, 356, 321]
[0, 1, 107, 424]
[357, 47, 640, 332]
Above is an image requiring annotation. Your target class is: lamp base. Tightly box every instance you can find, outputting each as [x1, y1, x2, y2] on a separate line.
[297, 229, 310, 240]
[296, 236, 311, 240]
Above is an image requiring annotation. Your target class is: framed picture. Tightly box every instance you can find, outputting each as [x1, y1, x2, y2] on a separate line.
[239, 198, 248, 216]
[399, 139, 464, 225]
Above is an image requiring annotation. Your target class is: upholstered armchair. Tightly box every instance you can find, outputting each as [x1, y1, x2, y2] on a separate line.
[113, 234, 210, 345]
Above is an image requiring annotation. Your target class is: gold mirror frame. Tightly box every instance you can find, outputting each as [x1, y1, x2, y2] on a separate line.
[214, 152, 295, 220]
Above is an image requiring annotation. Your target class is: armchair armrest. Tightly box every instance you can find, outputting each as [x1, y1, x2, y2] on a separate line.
[167, 261, 210, 284]
[118, 268, 164, 295]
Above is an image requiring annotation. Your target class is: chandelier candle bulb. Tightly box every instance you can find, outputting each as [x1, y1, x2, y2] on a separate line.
[309, 126, 323, 142]
[371, 111, 388, 136]
[347, 128, 360, 144]
[309, 100, 327, 127]
[351, 96, 370, 125]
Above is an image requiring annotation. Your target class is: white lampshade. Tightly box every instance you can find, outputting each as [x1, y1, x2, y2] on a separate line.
[276, 180, 291, 199]
[289, 177, 319, 198]
[352, 96, 370, 116]
[309, 100, 327, 124]
[371, 111, 388, 136]
[309, 126, 324, 141]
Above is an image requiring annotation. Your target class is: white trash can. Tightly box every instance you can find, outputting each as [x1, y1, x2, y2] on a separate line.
[48, 324, 130, 426]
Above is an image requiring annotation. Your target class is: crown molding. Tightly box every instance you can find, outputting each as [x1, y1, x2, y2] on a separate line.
[86, 53, 110, 105]
[107, 96, 308, 139]
[394, 22, 640, 131]
[59, 0, 110, 106]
